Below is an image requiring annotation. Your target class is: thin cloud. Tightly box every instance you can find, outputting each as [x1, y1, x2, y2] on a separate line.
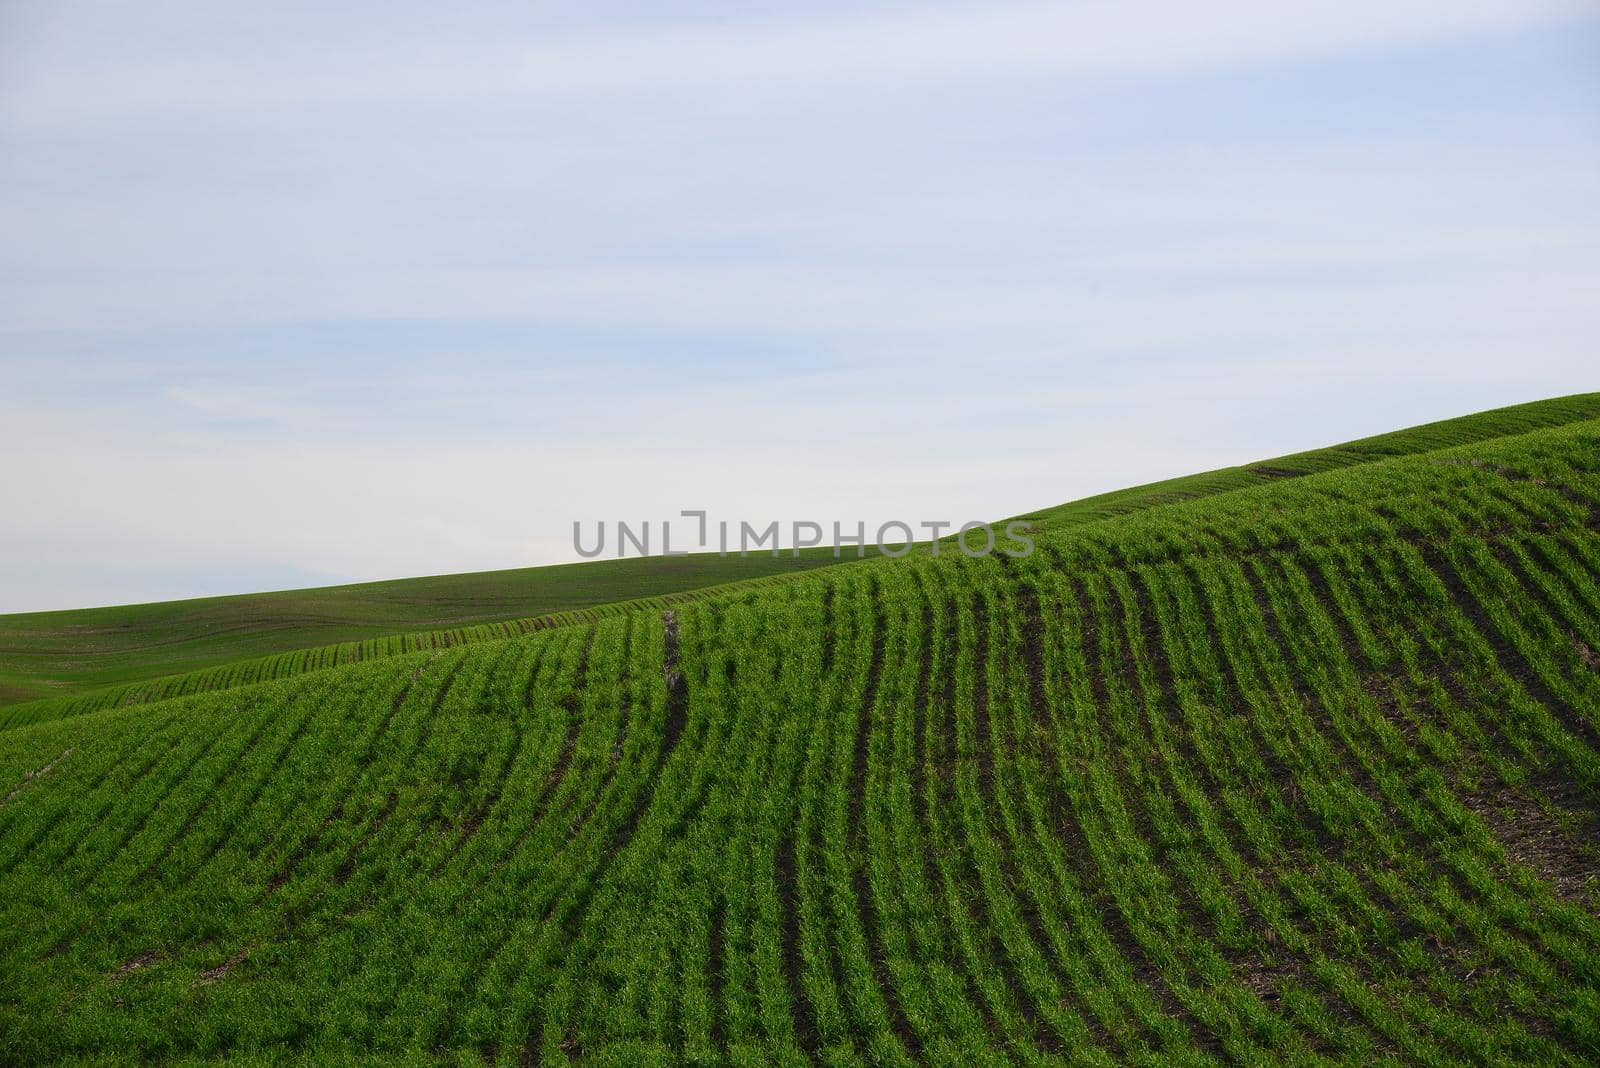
[3, 1, 1591, 123]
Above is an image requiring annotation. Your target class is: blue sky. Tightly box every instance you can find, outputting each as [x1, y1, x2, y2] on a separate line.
[1, 0, 1597, 612]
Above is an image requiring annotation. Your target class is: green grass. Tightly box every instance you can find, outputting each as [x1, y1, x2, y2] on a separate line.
[0, 396, 1598, 1063]
[0, 568, 835, 735]
[1015, 392, 1600, 530]
[0, 550, 866, 708]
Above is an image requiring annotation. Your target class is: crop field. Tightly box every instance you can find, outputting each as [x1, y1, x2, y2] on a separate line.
[0, 550, 864, 709]
[0, 571, 813, 736]
[0, 400, 1597, 1064]
[4, 395, 1593, 719]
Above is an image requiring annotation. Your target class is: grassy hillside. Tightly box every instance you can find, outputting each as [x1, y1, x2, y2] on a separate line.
[1, 405, 1598, 1063]
[0, 570, 817, 735]
[0, 551, 861, 708]
[4, 393, 1595, 722]
[1018, 392, 1600, 530]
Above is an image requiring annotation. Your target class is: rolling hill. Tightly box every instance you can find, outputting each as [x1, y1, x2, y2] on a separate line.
[1, 396, 1598, 1064]
[0, 553, 863, 709]
[4, 393, 1595, 731]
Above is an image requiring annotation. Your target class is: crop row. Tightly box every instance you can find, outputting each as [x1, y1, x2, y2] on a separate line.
[0, 570, 814, 735]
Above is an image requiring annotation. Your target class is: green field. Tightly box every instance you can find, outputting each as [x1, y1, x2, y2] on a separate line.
[4, 394, 1594, 723]
[1, 397, 1598, 1063]
[0, 553, 876, 710]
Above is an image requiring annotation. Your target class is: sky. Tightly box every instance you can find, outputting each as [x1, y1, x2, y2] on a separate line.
[1, 0, 1598, 613]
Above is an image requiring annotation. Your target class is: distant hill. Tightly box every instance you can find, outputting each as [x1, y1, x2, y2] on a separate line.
[0, 548, 860, 709]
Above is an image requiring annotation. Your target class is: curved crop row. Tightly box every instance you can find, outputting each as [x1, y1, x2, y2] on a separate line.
[0, 569, 819, 735]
